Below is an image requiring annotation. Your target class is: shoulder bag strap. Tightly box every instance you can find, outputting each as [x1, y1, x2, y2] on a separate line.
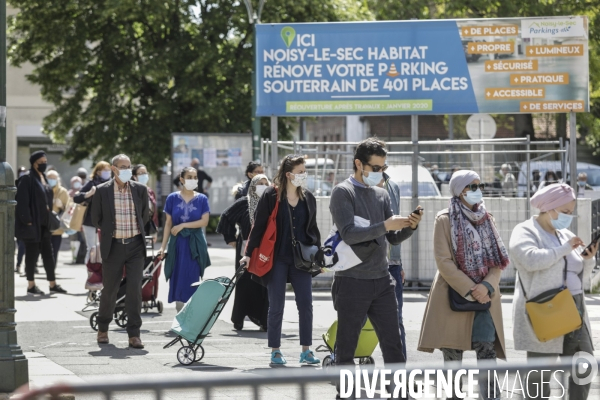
[286, 202, 296, 246]
[554, 231, 568, 287]
[519, 230, 569, 300]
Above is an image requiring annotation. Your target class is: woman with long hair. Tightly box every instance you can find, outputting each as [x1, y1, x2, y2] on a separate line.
[217, 174, 270, 331]
[240, 155, 321, 365]
[418, 170, 509, 400]
[73, 160, 112, 263]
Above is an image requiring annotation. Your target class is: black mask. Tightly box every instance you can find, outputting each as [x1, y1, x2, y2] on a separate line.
[37, 163, 47, 173]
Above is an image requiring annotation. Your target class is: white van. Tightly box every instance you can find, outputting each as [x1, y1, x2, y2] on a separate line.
[385, 165, 442, 197]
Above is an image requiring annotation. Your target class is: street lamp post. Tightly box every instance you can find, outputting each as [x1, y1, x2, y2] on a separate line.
[243, 0, 266, 162]
[0, 0, 29, 393]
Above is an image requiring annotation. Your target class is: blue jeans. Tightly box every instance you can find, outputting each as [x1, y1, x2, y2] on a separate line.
[388, 264, 407, 361]
[267, 258, 313, 348]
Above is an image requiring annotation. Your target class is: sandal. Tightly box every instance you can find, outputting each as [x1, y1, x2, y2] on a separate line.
[299, 349, 320, 364]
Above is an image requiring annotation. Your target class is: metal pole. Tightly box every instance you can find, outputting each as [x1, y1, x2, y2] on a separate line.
[271, 116, 278, 173]
[410, 115, 419, 283]
[0, 0, 29, 390]
[479, 118, 484, 178]
[569, 110, 578, 234]
[526, 135, 531, 219]
[250, 13, 262, 161]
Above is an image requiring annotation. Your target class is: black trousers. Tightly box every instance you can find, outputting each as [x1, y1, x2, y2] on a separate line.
[332, 275, 405, 365]
[97, 236, 145, 338]
[25, 227, 56, 282]
[51, 234, 62, 269]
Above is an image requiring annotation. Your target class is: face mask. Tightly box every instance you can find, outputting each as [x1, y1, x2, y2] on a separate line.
[47, 179, 58, 188]
[117, 169, 132, 183]
[550, 210, 573, 230]
[362, 169, 383, 187]
[255, 185, 267, 197]
[290, 172, 307, 188]
[100, 171, 111, 181]
[578, 181, 586, 187]
[37, 163, 47, 173]
[73, 182, 82, 190]
[183, 179, 198, 191]
[137, 174, 149, 185]
[463, 189, 483, 205]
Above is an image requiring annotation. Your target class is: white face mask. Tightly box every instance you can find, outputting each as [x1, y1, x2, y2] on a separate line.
[255, 185, 268, 197]
[289, 172, 307, 188]
[183, 179, 198, 191]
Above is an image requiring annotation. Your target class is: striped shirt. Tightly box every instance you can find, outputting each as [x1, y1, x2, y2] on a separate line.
[113, 183, 140, 239]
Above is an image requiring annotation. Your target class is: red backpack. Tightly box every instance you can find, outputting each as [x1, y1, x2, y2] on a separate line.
[247, 195, 279, 277]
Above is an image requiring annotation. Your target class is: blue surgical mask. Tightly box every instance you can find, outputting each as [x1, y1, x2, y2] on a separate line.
[550, 210, 573, 230]
[578, 181, 586, 187]
[118, 169, 132, 183]
[463, 189, 483, 205]
[47, 179, 57, 188]
[100, 170, 111, 181]
[137, 174, 149, 185]
[362, 170, 383, 187]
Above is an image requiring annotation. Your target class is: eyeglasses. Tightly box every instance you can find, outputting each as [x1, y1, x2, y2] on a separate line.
[116, 166, 132, 171]
[365, 163, 388, 173]
[464, 183, 486, 192]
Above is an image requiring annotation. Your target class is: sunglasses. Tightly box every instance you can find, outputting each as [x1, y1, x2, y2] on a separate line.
[464, 183, 486, 192]
[365, 163, 388, 173]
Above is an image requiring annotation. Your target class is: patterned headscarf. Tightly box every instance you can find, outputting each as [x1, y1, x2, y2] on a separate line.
[448, 171, 510, 283]
[248, 174, 270, 225]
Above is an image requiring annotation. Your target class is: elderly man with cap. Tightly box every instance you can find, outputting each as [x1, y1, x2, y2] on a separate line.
[15, 150, 67, 295]
[418, 170, 509, 400]
[510, 183, 597, 399]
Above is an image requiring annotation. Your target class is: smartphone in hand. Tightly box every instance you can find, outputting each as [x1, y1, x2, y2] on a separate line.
[411, 208, 424, 215]
[582, 233, 600, 256]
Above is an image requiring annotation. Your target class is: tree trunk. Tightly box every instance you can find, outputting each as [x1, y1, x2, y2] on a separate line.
[556, 113, 567, 140]
[513, 114, 535, 138]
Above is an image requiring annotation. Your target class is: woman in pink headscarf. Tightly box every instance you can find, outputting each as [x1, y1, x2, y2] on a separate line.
[510, 183, 598, 399]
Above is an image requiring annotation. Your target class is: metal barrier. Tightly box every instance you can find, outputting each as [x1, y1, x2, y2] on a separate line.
[13, 357, 598, 399]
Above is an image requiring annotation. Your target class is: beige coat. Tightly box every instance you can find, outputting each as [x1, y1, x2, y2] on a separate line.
[52, 184, 70, 236]
[417, 209, 507, 360]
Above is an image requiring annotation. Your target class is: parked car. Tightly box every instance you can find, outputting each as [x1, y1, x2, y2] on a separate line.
[517, 161, 600, 196]
[305, 158, 336, 196]
[385, 165, 442, 197]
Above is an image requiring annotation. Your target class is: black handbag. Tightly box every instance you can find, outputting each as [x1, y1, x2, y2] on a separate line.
[48, 210, 62, 232]
[448, 286, 491, 312]
[287, 202, 321, 274]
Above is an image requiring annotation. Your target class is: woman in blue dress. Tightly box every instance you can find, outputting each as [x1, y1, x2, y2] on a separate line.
[158, 167, 211, 311]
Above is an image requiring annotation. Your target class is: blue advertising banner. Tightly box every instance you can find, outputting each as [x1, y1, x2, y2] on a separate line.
[255, 17, 589, 116]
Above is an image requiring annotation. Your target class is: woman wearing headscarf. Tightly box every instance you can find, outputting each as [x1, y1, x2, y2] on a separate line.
[217, 174, 270, 331]
[15, 151, 67, 295]
[510, 184, 597, 399]
[418, 170, 509, 400]
[232, 162, 264, 200]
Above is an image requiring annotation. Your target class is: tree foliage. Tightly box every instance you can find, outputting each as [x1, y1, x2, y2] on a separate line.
[8, 0, 372, 171]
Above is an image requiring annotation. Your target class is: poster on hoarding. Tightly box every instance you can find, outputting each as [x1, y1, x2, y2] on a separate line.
[256, 16, 588, 116]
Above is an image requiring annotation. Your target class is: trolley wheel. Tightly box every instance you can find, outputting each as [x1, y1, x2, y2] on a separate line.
[359, 356, 375, 365]
[115, 311, 128, 328]
[195, 345, 205, 362]
[142, 303, 149, 313]
[90, 312, 99, 331]
[177, 346, 196, 365]
[322, 355, 334, 369]
[157, 301, 164, 314]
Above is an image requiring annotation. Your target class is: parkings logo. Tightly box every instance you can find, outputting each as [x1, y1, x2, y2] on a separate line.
[281, 27, 296, 48]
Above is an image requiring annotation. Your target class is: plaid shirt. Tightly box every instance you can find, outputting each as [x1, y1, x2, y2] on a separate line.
[113, 182, 140, 239]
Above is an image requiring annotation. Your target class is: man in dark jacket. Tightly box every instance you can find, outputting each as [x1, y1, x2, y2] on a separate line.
[91, 154, 149, 348]
[15, 151, 67, 295]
